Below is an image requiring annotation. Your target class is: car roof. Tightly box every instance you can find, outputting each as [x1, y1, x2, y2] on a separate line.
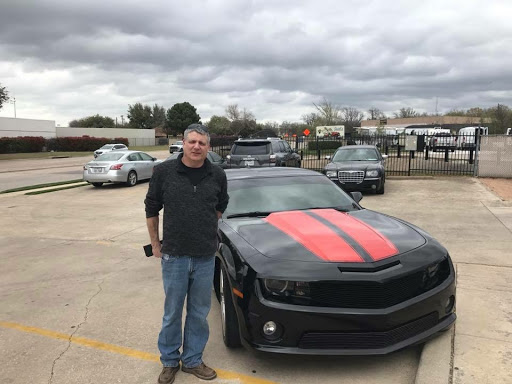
[338, 145, 378, 150]
[225, 167, 321, 181]
[234, 139, 271, 143]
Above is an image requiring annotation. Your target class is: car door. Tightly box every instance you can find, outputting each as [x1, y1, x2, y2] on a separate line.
[282, 141, 296, 166]
[139, 152, 156, 179]
[127, 152, 143, 177]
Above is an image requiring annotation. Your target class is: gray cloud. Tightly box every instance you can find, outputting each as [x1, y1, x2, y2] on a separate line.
[1, 0, 512, 125]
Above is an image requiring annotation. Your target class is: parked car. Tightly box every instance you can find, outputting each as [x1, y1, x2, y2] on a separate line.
[323, 145, 386, 194]
[93, 143, 128, 158]
[169, 140, 184, 153]
[215, 167, 456, 354]
[225, 138, 301, 168]
[457, 126, 489, 149]
[429, 133, 456, 152]
[166, 150, 228, 168]
[83, 151, 162, 187]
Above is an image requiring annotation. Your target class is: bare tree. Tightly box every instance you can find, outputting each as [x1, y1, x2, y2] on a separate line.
[301, 112, 320, 126]
[394, 107, 419, 118]
[367, 107, 385, 120]
[313, 98, 343, 125]
[225, 104, 241, 121]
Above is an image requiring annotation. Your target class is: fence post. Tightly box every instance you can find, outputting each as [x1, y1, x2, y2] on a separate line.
[316, 135, 320, 160]
[397, 145, 401, 158]
[469, 149, 474, 164]
[425, 147, 429, 160]
[444, 148, 449, 162]
[408, 151, 412, 176]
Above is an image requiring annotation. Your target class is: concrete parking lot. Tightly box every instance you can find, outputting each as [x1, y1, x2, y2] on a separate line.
[1, 157, 511, 384]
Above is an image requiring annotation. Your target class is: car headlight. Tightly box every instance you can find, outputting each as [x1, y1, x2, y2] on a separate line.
[262, 279, 310, 298]
[365, 170, 379, 177]
[325, 170, 337, 178]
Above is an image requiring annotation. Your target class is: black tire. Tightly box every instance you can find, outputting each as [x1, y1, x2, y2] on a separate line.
[92, 182, 103, 187]
[219, 265, 241, 348]
[126, 171, 137, 187]
[376, 181, 385, 195]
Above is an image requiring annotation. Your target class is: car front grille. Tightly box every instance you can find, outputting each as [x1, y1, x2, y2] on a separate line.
[338, 171, 364, 184]
[308, 259, 450, 309]
[298, 312, 438, 349]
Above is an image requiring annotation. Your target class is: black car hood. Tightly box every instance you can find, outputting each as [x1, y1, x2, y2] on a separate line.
[224, 209, 425, 264]
[325, 161, 380, 171]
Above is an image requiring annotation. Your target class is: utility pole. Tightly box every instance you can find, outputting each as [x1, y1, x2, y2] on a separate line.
[121, 115, 124, 126]
[8, 96, 16, 118]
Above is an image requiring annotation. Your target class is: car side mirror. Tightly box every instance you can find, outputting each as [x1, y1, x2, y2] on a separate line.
[325, 155, 332, 160]
[350, 191, 363, 203]
[152, 157, 157, 161]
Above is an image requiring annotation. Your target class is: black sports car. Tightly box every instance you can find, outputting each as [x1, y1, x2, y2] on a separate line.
[323, 145, 386, 194]
[214, 168, 456, 355]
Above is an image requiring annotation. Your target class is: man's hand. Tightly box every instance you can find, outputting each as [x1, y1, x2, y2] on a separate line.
[217, 211, 223, 219]
[152, 241, 162, 258]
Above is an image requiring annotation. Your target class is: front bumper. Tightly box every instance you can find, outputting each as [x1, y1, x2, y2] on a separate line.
[236, 267, 456, 355]
[329, 177, 383, 192]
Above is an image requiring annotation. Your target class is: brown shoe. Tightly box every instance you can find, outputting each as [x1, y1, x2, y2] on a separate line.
[182, 362, 217, 380]
[158, 366, 180, 384]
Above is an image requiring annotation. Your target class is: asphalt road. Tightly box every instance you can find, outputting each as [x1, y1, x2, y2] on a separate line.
[1, 158, 510, 384]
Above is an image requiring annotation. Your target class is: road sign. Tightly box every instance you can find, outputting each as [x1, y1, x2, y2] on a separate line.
[303, 129, 310, 136]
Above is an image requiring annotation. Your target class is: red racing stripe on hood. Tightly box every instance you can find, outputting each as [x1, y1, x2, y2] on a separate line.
[311, 209, 399, 261]
[264, 211, 364, 262]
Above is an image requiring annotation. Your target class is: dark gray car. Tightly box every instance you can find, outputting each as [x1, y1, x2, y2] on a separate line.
[323, 145, 387, 194]
[225, 138, 301, 168]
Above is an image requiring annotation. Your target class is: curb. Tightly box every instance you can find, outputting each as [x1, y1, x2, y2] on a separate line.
[414, 327, 454, 384]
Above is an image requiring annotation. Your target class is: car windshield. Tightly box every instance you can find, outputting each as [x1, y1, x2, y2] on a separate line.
[224, 175, 358, 218]
[232, 142, 270, 155]
[95, 152, 125, 161]
[174, 141, 183, 145]
[333, 148, 379, 162]
[100, 144, 115, 149]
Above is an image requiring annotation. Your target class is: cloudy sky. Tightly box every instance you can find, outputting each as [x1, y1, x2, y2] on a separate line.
[1, 0, 511, 126]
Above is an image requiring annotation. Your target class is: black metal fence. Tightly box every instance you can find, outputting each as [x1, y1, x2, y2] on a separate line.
[210, 134, 482, 176]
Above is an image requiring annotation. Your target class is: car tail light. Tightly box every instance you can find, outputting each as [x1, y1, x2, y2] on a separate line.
[270, 155, 276, 163]
[110, 164, 123, 170]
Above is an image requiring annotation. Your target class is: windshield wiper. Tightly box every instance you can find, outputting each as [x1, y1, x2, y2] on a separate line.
[300, 206, 352, 212]
[226, 211, 273, 219]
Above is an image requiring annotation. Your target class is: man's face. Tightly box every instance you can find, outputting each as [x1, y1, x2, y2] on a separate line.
[183, 131, 209, 163]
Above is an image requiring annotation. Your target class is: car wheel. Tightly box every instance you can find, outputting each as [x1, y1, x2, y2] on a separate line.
[92, 182, 103, 187]
[219, 265, 241, 348]
[376, 181, 385, 195]
[126, 171, 137, 187]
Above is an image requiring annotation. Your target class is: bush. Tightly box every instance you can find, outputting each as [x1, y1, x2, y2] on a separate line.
[0, 136, 129, 153]
[307, 139, 341, 151]
[0, 136, 46, 153]
[47, 136, 129, 151]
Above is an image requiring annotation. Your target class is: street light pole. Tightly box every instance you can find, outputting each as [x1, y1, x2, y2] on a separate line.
[8, 96, 16, 118]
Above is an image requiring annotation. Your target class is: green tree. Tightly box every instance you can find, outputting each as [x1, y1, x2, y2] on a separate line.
[127, 103, 153, 129]
[151, 104, 167, 129]
[488, 104, 512, 134]
[0, 83, 9, 110]
[165, 102, 201, 136]
[206, 115, 231, 135]
[69, 114, 115, 127]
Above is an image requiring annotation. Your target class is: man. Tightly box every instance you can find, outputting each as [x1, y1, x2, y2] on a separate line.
[145, 123, 229, 384]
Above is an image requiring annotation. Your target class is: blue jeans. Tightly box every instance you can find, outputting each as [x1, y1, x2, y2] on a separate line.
[158, 254, 215, 368]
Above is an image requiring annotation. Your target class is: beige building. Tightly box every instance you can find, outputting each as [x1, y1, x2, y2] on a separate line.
[362, 116, 486, 127]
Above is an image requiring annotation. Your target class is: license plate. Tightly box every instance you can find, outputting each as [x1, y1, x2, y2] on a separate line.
[245, 160, 254, 166]
[91, 168, 103, 173]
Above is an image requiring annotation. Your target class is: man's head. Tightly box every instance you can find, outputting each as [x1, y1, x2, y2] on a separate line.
[182, 124, 210, 167]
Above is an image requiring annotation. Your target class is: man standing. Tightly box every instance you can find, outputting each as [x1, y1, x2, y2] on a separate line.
[145, 124, 229, 384]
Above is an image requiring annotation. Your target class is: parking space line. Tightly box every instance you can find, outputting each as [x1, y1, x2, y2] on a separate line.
[0, 321, 277, 384]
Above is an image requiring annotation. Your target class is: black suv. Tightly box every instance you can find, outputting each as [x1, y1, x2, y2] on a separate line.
[226, 138, 301, 168]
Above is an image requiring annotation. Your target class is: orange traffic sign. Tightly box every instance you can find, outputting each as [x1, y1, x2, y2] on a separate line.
[303, 129, 310, 136]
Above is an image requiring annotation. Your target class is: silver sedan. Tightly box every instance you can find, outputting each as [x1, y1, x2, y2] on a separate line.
[83, 151, 162, 187]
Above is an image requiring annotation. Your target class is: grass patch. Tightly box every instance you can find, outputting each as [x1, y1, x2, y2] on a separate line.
[1, 179, 84, 194]
[25, 183, 88, 195]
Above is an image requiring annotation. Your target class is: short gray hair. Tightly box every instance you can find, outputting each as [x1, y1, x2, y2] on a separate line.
[183, 123, 210, 144]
